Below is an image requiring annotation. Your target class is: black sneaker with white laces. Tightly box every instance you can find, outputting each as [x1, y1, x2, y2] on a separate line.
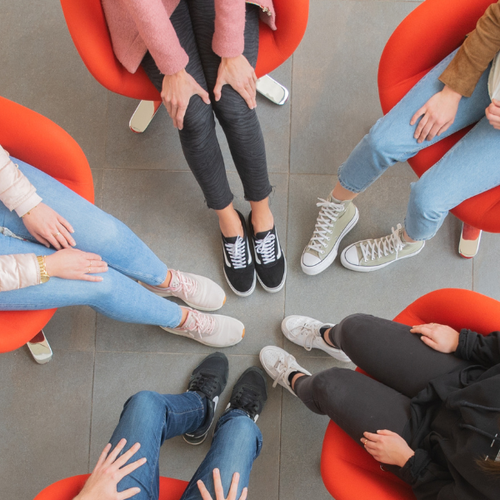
[184, 352, 229, 445]
[221, 210, 256, 297]
[248, 212, 287, 293]
[225, 367, 268, 422]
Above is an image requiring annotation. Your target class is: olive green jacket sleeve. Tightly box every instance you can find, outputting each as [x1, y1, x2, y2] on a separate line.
[439, 1, 500, 97]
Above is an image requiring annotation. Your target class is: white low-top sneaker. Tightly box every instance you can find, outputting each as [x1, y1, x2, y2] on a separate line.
[259, 346, 311, 396]
[141, 270, 226, 311]
[281, 315, 351, 363]
[162, 308, 244, 347]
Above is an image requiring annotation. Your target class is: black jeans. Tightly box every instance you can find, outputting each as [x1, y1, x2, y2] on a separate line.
[295, 314, 471, 442]
[141, 0, 271, 210]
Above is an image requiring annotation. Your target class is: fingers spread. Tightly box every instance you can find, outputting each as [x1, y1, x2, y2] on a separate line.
[228, 472, 240, 500]
[119, 487, 141, 500]
[197, 480, 212, 500]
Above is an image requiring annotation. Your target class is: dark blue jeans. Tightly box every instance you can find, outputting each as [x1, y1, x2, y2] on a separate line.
[109, 391, 263, 500]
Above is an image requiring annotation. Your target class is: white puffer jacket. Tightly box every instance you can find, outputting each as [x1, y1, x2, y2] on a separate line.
[0, 145, 43, 292]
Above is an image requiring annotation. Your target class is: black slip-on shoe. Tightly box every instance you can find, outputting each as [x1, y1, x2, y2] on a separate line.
[184, 352, 229, 445]
[222, 210, 256, 297]
[248, 212, 286, 293]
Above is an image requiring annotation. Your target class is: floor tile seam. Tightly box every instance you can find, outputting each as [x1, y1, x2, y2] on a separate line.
[93, 350, 262, 357]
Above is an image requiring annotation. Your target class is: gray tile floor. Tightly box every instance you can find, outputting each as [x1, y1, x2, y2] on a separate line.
[1, 1, 498, 499]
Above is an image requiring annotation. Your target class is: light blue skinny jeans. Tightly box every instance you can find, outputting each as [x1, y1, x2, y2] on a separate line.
[109, 390, 262, 500]
[337, 49, 500, 241]
[0, 161, 182, 328]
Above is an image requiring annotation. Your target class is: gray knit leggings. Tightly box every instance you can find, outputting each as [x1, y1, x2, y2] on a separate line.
[141, 0, 271, 210]
[295, 314, 470, 443]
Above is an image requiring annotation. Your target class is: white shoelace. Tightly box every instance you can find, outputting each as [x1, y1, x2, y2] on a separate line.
[225, 236, 247, 269]
[183, 309, 215, 338]
[307, 198, 345, 253]
[169, 270, 197, 298]
[255, 232, 276, 264]
[271, 353, 296, 389]
[291, 321, 320, 351]
[359, 224, 405, 262]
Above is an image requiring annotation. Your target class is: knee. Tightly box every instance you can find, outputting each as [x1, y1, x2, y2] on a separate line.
[182, 97, 214, 138]
[123, 391, 162, 415]
[365, 119, 401, 161]
[408, 180, 442, 221]
[217, 414, 261, 452]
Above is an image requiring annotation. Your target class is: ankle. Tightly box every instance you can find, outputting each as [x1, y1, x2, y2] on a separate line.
[218, 210, 244, 238]
[290, 372, 307, 391]
[178, 307, 190, 326]
[251, 210, 274, 234]
[320, 327, 336, 348]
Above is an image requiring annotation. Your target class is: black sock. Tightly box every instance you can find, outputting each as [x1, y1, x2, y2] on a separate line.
[288, 371, 301, 386]
[320, 326, 336, 347]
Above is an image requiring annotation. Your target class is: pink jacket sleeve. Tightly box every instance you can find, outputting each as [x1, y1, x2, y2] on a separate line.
[212, 0, 246, 59]
[121, 0, 189, 76]
[0, 253, 41, 292]
[0, 146, 42, 217]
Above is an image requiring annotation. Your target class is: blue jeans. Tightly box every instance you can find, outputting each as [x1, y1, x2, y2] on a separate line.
[0, 161, 182, 328]
[109, 391, 263, 500]
[337, 49, 500, 241]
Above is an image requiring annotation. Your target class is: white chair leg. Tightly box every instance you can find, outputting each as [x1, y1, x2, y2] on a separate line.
[129, 100, 162, 133]
[256, 75, 289, 105]
[27, 329, 53, 364]
[458, 223, 482, 259]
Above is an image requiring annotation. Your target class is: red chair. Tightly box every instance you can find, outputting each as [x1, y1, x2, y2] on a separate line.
[59, 0, 309, 131]
[0, 96, 94, 361]
[320, 288, 500, 499]
[378, 0, 500, 258]
[34, 474, 188, 500]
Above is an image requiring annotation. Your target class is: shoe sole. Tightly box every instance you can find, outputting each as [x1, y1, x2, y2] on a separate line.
[257, 257, 287, 293]
[301, 207, 359, 276]
[183, 431, 210, 445]
[340, 241, 425, 272]
[223, 267, 256, 297]
[139, 282, 224, 312]
[161, 325, 245, 348]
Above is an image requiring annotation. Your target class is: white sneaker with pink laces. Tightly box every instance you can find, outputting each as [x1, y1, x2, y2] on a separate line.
[161, 308, 245, 347]
[141, 270, 226, 311]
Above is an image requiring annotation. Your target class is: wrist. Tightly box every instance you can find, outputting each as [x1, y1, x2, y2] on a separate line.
[399, 449, 415, 467]
[37, 255, 50, 283]
[442, 85, 462, 101]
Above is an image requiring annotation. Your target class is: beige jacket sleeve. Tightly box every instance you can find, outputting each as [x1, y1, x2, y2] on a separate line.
[439, 1, 500, 97]
[0, 145, 42, 217]
[0, 253, 41, 292]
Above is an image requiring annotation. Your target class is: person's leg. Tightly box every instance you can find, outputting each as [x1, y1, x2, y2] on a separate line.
[108, 391, 206, 500]
[2, 161, 170, 287]
[336, 49, 491, 195]
[0, 233, 184, 327]
[326, 314, 471, 397]
[294, 367, 411, 444]
[302, 50, 491, 274]
[141, 1, 237, 229]
[404, 115, 500, 241]
[188, 1, 273, 234]
[180, 410, 263, 500]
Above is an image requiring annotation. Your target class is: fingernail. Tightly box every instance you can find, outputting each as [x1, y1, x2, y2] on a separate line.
[214, 468, 220, 475]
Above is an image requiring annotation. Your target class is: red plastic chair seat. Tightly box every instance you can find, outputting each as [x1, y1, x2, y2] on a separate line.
[60, 0, 309, 99]
[0, 96, 94, 353]
[321, 288, 500, 499]
[33, 474, 189, 500]
[378, 0, 500, 232]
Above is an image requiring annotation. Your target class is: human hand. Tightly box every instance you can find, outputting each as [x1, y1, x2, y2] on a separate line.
[362, 430, 415, 467]
[44, 248, 108, 281]
[74, 439, 146, 500]
[22, 202, 76, 249]
[197, 469, 248, 500]
[410, 85, 462, 143]
[161, 69, 210, 130]
[410, 323, 459, 353]
[214, 55, 257, 109]
[485, 99, 500, 130]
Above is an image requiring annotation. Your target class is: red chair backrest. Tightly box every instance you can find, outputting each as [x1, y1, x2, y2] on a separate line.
[0, 97, 94, 352]
[378, 0, 500, 232]
[33, 474, 188, 499]
[321, 288, 500, 499]
[60, 0, 309, 98]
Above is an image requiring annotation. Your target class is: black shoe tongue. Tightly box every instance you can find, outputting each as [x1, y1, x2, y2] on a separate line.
[223, 234, 239, 244]
[255, 227, 273, 240]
